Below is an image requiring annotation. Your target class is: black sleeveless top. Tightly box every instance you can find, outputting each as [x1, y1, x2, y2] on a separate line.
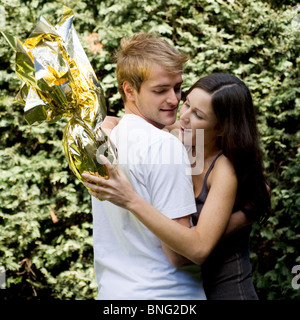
[191, 153, 257, 300]
[192, 152, 223, 226]
[191, 151, 251, 257]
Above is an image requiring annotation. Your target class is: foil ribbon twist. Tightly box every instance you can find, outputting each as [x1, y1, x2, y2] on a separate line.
[2, 7, 117, 183]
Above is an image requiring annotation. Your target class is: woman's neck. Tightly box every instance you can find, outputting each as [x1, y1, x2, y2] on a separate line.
[190, 144, 221, 169]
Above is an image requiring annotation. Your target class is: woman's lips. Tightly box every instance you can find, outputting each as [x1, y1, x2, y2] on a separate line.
[180, 124, 191, 132]
[180, 125, 192, 138]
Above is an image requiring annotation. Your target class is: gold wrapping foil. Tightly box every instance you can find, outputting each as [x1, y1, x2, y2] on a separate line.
[2, 7, 117, 183]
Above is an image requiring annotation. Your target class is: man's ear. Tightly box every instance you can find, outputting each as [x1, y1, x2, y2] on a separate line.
[123, 81, 136, 102]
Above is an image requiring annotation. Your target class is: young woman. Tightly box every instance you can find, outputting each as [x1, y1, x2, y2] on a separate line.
[83, 73, 271, 299]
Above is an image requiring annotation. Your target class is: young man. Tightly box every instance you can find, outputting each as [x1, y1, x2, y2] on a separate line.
[84, 33, 206, 300]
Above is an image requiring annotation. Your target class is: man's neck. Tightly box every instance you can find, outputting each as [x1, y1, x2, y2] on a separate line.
[124, 104, 142, 117]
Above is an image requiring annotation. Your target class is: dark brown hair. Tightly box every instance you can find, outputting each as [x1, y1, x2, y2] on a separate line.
[186, 73, 271, 223]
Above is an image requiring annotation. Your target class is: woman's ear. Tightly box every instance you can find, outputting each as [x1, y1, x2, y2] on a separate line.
[123, 81, 136, 102]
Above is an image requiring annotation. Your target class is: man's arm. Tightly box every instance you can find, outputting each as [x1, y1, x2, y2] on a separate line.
[145, 136, 197, 268]
[161, 215, 193, 267]
[224, 210, 253, 238]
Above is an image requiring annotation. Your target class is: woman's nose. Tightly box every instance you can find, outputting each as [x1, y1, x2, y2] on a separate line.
[179, 108, 189, 124]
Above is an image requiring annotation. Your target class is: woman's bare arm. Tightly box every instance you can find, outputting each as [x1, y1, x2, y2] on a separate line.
[82, 155, 237, 266]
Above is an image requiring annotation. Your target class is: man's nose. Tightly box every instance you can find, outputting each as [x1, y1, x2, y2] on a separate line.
[167, 89, 180, 105]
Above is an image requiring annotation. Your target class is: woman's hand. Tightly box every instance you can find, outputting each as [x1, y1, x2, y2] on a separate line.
[100, 116, 121, 136]
[82, 155, 138, 210]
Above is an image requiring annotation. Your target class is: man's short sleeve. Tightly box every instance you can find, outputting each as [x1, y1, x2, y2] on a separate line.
[146, 135, 196, 220]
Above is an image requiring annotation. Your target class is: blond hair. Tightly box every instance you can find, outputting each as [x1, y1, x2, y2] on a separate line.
[116, 33, 188, 102]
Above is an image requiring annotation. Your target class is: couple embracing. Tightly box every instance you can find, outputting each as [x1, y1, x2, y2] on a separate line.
[83, 33, 271, 300]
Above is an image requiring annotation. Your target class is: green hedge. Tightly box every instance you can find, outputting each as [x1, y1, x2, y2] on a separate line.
[0, 0, 299, 299]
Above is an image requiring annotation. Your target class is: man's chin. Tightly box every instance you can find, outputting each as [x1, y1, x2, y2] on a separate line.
[143, 114, 177, 129]
[164, 115, 177, 126]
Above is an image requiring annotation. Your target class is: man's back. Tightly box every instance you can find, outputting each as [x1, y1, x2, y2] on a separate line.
[92, 115, 206, 300]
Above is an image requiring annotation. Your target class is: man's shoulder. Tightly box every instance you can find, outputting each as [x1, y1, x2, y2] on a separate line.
[114, 115, 181, 147]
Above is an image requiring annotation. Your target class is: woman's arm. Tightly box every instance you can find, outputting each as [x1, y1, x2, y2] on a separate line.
[82, 155, 237, 266]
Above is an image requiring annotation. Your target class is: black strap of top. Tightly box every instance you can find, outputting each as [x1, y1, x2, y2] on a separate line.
[203, 152, 223, 185]
[196, 152, 223, 201]
[192, 152, 223, 226]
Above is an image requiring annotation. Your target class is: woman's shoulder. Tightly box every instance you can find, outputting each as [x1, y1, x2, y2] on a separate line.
[210, 154, 237, 184]
[215, 154, 233, 167]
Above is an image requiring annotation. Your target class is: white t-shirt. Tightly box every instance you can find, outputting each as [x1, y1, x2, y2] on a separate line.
[92, 114, 206, 300]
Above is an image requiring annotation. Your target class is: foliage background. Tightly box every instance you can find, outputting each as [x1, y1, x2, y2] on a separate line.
[0, 0, 299, 300]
